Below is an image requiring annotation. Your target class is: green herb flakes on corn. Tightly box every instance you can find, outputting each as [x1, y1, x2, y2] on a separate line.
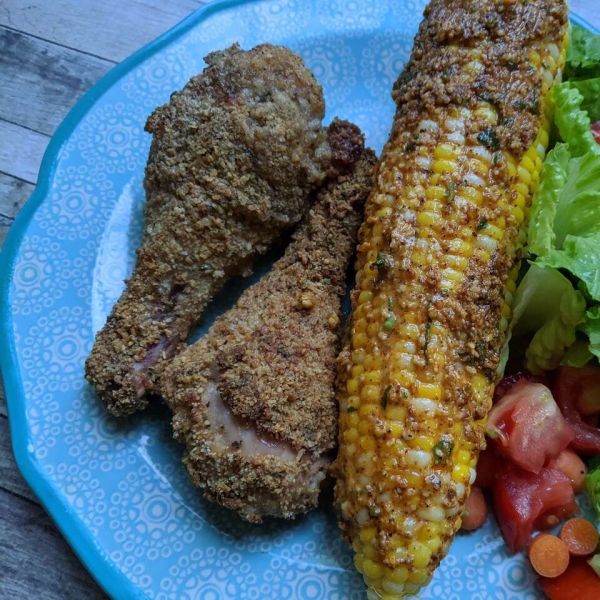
[332, 0, 569, 598]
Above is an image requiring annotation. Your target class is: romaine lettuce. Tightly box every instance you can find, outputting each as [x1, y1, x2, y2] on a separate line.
[581, 305, 600, 361]
[499, 264, 586, 374]
[552, 83, 600, 158]
[585, 456, 600, 520]
[538, 234, 600, 302]
[529, 145, 600, 254]
[566, 25, 600, 77]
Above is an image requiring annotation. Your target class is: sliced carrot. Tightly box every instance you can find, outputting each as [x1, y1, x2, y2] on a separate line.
[461, 486, 487, 531]
[554, 450, 588, 493]
[559, 519, 599, 557]
[539, 558, 600, 600]
[529, 533, 570, 578]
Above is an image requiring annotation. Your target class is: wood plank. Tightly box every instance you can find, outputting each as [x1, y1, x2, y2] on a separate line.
[0, 380, 7, 418]
[0, 172, 35, 220]
[0, 120, 48, 184]
[0, 413, 38, 504]
[0, 488, 107, 600]
[0, 27, 113, 137]
[0, 0, 207, 63]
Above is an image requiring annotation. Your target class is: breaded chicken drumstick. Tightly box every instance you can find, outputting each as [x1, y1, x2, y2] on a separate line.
[161, 120, 376, 522]
[86, 44, 332, 416]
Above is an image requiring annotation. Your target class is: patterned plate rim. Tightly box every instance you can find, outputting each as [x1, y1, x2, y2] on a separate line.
[0, 2, 598, 599]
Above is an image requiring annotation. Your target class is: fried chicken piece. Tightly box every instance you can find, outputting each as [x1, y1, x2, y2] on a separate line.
[85, 44, 332, 417]
[160, 120, 376, 522]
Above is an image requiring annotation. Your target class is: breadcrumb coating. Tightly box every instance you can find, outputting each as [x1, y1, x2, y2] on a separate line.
[161, 120, 376, 522]
[85, 43, 332, 416]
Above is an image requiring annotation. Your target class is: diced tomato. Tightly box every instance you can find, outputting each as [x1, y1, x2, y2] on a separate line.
[534, 498, 580, 530]
[486, 381, 574, 473]
[493, 371, 550, 403]
[493, 464, 578, 553]
[553, 366, 600, 455]
[592, 121, 600, 145]
[539, 558, 600, 600]
[475, 447, 501, 489]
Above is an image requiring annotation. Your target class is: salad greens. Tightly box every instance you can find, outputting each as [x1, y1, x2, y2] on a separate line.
[585, 457, 600, 520]
[590, 554, 600, 578]
[502, 25, 600, 374]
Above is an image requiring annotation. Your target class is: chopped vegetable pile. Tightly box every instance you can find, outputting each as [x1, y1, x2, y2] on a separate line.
[500, 25, 600, 374]
[470, 24, 600, 598]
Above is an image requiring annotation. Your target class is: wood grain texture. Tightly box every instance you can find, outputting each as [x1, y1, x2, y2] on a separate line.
[0, 172, 35, 252]
[0, 487, 106, 600]
[0, 0, 207, 63]
[0, 0, 598, 599]
[0, 120, 49, 184]
[0, 27, 114, 136]
[0, 415, 37, 503]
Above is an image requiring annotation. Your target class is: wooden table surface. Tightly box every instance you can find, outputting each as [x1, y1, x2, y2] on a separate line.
[0, 1, 598, 598]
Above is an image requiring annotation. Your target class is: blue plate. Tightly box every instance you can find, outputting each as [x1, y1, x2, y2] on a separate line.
[1, 1, 598, 598]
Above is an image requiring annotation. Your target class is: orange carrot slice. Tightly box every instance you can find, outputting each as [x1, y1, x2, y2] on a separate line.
[529, 533, 570, 578]
[554, 450, 587, 493]
[559, 519, 599, 557]
[461, 486, 487, 531]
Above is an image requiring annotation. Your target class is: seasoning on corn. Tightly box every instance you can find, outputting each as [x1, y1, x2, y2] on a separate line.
[332, 1, 569, 598]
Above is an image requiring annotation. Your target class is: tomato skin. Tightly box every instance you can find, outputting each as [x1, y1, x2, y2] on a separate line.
[493, 371, 550, 403]
[539, 558, 600, 600]
[592, 121, 600, 145]
[486, 381, 574, 473]
[475, 447, 501, 489]
[553, 366, 600, 455]
[493, 464, 577, 553]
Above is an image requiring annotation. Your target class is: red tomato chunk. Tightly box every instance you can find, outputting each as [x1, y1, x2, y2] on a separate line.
[592, 121, 600, 145]
[493, 465, 578, 553]
[486, 381, 574, 473]
[493, 371, 550, 403]
[553, 366, 600, 455]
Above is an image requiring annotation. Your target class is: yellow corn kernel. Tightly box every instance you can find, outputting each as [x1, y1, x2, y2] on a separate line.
[387, 407, 407, 421]
[344, 428, 359, 443]
[389, 422, 404, 438]
[409, 542, 432, 569]
[417, 211, 438, 227]
[360, 436, 377, 452]
[347, 379, 359, 394]
[425, 186, 446, 200]
[456, 450, 471, 465]
[417, 383, 441, 400]
[433, 144, 457, 160]
[412, 436, 435, 451]
[452, 464, 471, 483]
[360, 527, 378, 543]
[362, 558, 384, 579]
[432, 159, 457, 174]
[358, 291, 373, 304]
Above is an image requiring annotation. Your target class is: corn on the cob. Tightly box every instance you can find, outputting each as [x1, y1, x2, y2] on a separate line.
[333, 1, 569, 597]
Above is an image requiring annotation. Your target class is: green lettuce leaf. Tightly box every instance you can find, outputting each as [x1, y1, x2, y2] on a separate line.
[581, 305, 600, 360]
[528, 144, 600, 255]
[562, 338, 594, 367]
[552, 82, 600, 158]
[585, 456, 600, 520]
[528, 144, 569, 256]
[589, 555, 600, 578]
[499, 264, 586, 375]
[537, 233, 600, 302]
[553, 151, 600, 247]
[566, 25, 600, 77]
[568, 77, 600, 122]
